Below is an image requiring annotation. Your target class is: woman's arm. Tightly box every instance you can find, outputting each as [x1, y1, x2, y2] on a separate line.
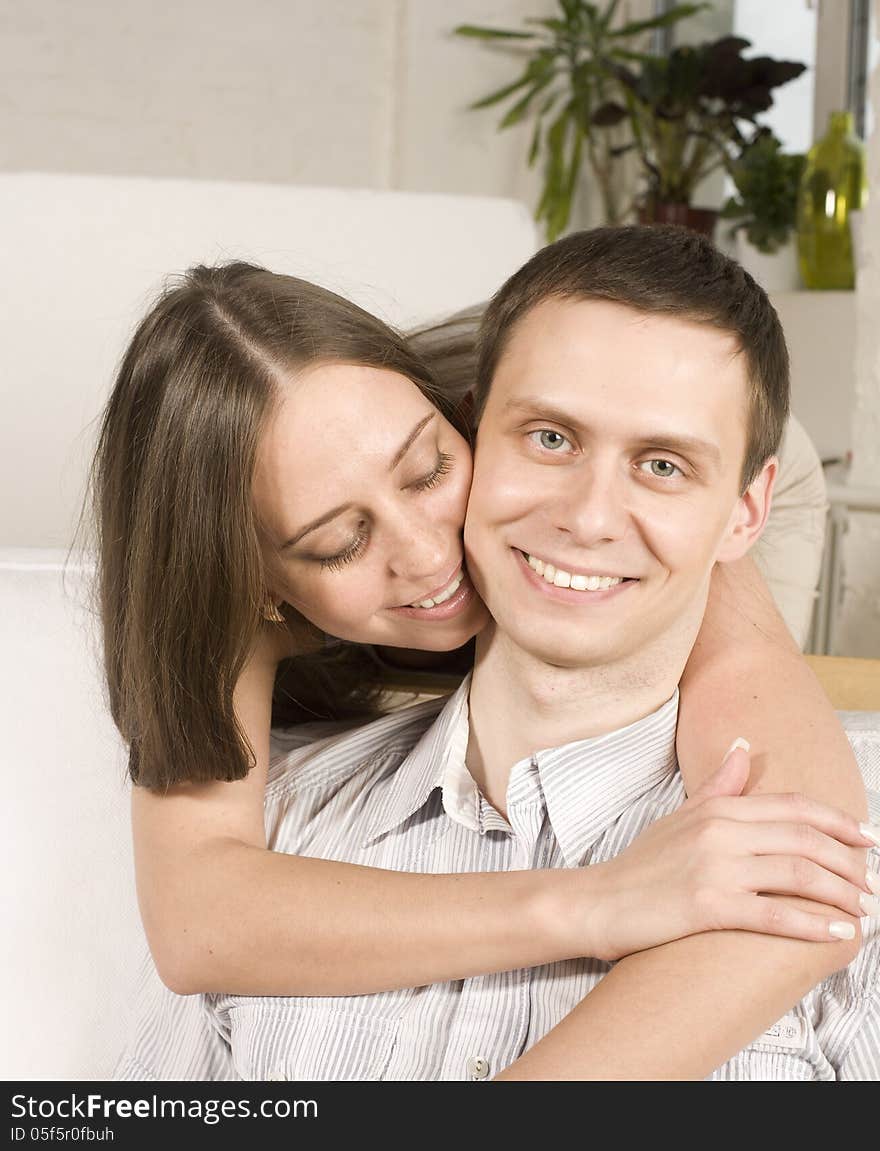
[132, 636, 574, 995]
[496, 556, 869, 1080]
[135, 594, 870, 999]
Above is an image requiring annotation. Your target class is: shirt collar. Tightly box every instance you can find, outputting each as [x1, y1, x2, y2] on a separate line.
[362, 674, 472, 846]
[363, 676, 678, 856]
[527, 692, 679, 866]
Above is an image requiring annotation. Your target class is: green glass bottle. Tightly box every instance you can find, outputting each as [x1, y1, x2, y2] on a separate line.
[797, 110, 867, 289]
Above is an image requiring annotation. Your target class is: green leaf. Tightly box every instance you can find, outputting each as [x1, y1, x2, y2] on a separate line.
[469, 72, 535, 111]
[565, 123, 584, 200]
[719, 196, 745, 219]
[538, 106, 575, 240]
[523, 17, 569, 34]
[598, 0, 622, 34]
[454, 24, 537, 40]
[608, 47, 656, 64]
[607, 3, 708, 39]
[499, 74, 556, 129]
[528, 119, 542, 167]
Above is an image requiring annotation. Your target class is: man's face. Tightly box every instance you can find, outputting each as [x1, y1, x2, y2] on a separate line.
[464, 297, 774, 670]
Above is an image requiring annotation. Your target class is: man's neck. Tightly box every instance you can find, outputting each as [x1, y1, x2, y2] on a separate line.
[465, 607, 703, 818]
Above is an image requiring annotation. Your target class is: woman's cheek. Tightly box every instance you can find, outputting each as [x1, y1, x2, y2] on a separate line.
[449, 455, 474, 528]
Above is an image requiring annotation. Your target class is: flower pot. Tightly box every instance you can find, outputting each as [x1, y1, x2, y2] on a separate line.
[638, 201, 718, 238]
[735, 234, 801, 292]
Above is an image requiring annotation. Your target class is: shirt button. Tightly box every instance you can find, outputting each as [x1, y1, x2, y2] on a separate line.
[467, 1056, 491, 1081]
[267, 1070, 287, 1081]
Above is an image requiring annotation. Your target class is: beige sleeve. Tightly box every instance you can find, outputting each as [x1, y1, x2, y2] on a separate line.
[752, 414, 828, 650]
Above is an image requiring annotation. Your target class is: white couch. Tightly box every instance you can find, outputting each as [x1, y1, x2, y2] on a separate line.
[2, 173, 878, 1083]
[0, 174, 539, 1081]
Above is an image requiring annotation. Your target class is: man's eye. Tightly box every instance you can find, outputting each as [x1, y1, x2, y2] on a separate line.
[529, 429, 572, 452]
[638, 459, 682, 479]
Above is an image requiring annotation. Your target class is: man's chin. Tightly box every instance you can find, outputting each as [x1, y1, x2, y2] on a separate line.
[488, 621, 622, 671]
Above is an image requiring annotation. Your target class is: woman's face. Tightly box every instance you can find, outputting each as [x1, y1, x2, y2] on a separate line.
[253, 363, 490, 650]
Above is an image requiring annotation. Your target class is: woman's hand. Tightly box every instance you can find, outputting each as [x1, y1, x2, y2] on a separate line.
[582, 743, 878, 962]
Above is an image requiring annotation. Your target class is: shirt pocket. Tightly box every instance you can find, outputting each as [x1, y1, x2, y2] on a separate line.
[227, 1001, 402, 1082]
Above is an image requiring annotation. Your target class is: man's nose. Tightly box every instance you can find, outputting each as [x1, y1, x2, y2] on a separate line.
[549, 460, 629, 546]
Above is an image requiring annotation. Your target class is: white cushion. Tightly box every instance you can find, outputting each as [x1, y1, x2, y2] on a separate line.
[0, 172, 539, 549]
[0, 550, 139, 1081]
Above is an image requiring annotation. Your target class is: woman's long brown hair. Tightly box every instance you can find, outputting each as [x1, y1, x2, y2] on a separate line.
[90, 262, 473, 790]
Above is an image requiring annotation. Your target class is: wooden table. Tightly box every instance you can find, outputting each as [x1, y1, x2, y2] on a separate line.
[806, 655, 880, 710]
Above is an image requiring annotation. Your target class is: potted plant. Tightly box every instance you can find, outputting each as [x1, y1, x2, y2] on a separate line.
[457, 2, 806, 241]
[719, 130, 805, 289]
[455, 0, 707, 239]
[608, 36, 806, 235]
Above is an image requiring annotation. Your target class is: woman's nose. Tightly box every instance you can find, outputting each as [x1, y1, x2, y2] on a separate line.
[387, 508, 449, 583]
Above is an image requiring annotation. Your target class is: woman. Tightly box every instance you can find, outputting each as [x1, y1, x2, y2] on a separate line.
[97, 260, 873, 1080]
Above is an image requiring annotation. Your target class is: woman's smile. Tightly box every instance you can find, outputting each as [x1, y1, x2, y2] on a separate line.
[253, 362, 489, 650]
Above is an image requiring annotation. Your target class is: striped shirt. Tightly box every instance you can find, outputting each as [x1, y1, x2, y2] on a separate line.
[115, 676, 880, 1082]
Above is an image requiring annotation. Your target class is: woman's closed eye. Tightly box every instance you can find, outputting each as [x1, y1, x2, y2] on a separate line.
[318, 522, 369, 571]
[317, 453, 454, 571]
[409, 451, 454, 492]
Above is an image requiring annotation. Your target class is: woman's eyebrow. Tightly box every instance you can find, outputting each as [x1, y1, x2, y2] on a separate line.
[281, 502, 354, 551]
[388, 412, 436, 470]
[281, 412, 437, 551]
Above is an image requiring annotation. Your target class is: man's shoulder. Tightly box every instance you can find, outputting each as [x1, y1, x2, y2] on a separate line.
[266, 695, 448, 798]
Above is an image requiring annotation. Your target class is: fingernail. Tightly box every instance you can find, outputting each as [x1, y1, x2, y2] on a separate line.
[859, 893, 880, 916]
[859, 822, 880, 848]
[723, 737, 750, 762]
[829, 921, 856, 940]
[866, 871, 880, 895]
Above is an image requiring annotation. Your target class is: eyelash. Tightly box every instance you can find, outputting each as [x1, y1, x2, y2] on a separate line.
[528, 430, 685, 482]
[319, 523, 368, 571]
[411, 451, 454, 491]
[637, 458, 684, 479]
[318, 452, 455, 570]
[528, 429, 573, 453]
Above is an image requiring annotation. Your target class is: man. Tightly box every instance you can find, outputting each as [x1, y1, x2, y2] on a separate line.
[117, 226, 879, 1081]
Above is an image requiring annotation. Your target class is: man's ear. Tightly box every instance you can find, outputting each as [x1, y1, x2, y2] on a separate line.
[716, 456, 778, 564]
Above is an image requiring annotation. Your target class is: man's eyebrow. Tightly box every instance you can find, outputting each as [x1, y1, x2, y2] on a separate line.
[640, 433, 722, 468]
[501, 397, 722, 467]
[280, 412, 437, 551]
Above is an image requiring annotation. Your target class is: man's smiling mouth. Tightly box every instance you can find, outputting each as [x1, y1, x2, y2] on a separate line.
[519, 550, 637, 592]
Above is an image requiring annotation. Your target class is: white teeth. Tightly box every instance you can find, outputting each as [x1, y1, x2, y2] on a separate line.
[525, 553, 625, 593]
[411, 570, 464, 609]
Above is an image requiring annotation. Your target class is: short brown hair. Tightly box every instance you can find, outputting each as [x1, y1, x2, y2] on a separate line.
[91, 262, 463, 790]
[476, 226, 790, 489]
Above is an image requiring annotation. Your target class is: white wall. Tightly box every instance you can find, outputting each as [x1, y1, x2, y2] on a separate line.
[836, 0, 880, 657]
[0, 0, 556, 199]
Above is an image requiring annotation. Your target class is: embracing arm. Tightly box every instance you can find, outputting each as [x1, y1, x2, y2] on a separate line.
[133, 637, 583, 996]
[136, 576, 869, 1004]
[497, 556, 869, 1080]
